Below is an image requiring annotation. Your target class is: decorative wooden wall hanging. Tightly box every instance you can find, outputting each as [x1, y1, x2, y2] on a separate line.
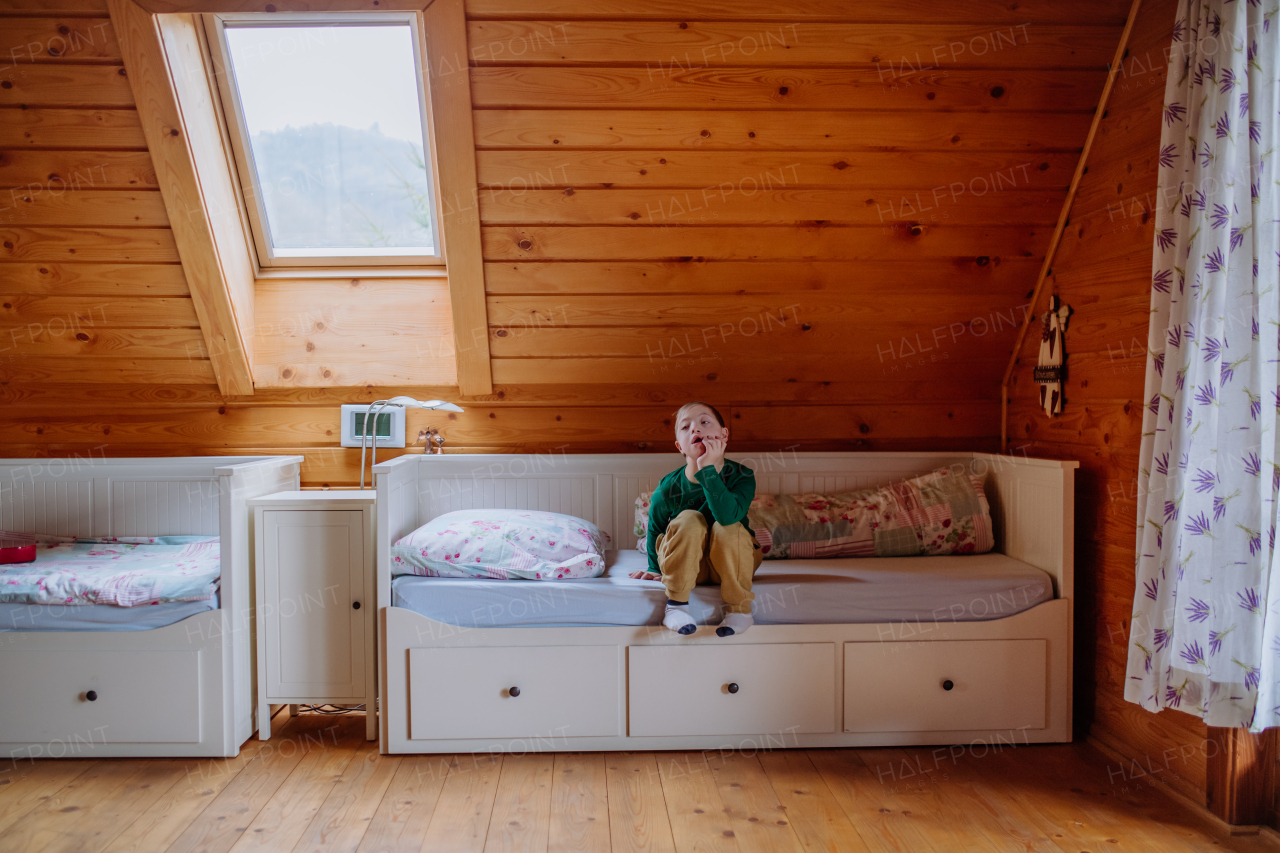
[1033, 295, 1071, 416]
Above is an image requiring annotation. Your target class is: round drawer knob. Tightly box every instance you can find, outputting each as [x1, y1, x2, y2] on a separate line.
[509, 686, 521, 697]
[727, 683, 739, 694]
[942, 680, 955, 691]
[85, 690, 98, 702]
[352, 601, 361, 610]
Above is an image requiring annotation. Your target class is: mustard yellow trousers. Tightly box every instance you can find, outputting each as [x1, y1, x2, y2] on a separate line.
[655, 509, 763, 614]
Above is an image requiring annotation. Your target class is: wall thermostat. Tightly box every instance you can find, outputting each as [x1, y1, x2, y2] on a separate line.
[340, 404, 406, 448]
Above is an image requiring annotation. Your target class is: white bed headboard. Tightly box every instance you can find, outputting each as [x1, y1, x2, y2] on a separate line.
[375, 451, 1077, 601]
[0, 456, 300, 538]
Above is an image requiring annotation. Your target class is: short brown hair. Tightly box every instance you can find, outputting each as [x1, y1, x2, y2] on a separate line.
[674, 401, 725, 430]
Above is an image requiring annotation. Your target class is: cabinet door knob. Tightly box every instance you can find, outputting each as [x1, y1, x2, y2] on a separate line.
[942, 680, 955, 691]
[508, 686, 521, 697]
[727, 683, 739, 694]
[85, 690, 98, 702]
[352, 601, 361, 610]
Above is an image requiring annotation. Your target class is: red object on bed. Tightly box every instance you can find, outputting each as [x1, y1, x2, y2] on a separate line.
[0, 532, 37, 564]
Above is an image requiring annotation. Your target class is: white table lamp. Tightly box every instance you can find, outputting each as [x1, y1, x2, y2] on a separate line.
[360, 396, 464, 489]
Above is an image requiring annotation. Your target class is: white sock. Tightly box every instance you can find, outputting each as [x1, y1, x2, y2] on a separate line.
[716, 612, 753, 637]
[663, 603, 696, 635]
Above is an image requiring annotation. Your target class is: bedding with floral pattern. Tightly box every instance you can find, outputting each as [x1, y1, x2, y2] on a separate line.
[634, 492, 652, 555]
[0, 533, 221, 607]
[390, 509, 609, 580]
[748, 467, 993, 559]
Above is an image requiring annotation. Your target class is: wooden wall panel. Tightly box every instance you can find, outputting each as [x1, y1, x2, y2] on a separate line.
[471, 110, 1094, 151]
[1, 262, 185, 295]
[480, 225, 1050, 260]
[0, 295, 198, 326]
[0, 226, 179, 261]
[462, 0, 1131, 24]
[0, 6, 217, 386]
[0, 358, 215, 383]
[464, 21, 1116, 67]
[0, 0, 109, 11]
[483, 259, 1043, 293]
[477, 188, 1063, 226]
[0, 65, 135, 106]
[0, 150, 158, 189]
[253, 278, 457, 388]
[475, 151, 1078, 190]
[0, 108, 146, 147]
[468, 68, 1107, 112]
[1003, 0, 1212, 807]
[0, 188, 167, 226]
[0, 16, 121, 60]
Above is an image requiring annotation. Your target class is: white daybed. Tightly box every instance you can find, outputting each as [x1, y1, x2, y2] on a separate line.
[375, 452, 1076, 755]
[0, 455, 301, 759]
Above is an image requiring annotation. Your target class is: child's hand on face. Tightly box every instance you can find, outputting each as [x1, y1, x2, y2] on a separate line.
[697, 436, 727, 471]
[628, 570, 661, 580]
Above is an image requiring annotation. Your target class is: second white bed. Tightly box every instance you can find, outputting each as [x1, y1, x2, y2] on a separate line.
[0, 455, 302, 758]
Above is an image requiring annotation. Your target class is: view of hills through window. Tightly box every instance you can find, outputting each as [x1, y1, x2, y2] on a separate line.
[223, 23, 436, 255]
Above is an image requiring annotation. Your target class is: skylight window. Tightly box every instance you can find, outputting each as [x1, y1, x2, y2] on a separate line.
[208, 15, 441, 267]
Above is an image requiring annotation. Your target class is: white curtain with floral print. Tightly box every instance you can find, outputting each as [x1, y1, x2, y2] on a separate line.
[1127, 0, 1280, 730]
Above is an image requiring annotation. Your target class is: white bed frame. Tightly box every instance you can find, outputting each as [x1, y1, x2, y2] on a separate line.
[375, 451, 1077, 755]
[0, 456, 301, 761]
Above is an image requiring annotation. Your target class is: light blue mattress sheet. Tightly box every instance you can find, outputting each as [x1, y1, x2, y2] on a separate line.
[391, 549, 1053, 628]
[0, 598, 217, 632]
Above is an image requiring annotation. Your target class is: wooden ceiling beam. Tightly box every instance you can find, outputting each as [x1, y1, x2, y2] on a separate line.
[424, 0, 494, 396]
[109, 0, 256, 396]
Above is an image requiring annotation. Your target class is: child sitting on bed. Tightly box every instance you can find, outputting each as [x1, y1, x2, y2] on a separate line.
[628, 402, 762, 636]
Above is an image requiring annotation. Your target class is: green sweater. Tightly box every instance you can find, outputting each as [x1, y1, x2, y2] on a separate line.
[646, 459, 756, 574]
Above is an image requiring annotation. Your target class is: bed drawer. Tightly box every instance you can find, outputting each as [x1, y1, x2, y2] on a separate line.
[628, 643, 836, 737]
[843, 639, 1046, 733]
[407, 645, 622, 740]
[0, 649, 201, 744]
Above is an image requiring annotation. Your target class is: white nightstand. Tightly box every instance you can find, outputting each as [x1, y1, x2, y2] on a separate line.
[249, 491, 377, 741]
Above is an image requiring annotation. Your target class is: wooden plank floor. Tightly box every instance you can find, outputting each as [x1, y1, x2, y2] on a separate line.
[1, 711, 1276, 853]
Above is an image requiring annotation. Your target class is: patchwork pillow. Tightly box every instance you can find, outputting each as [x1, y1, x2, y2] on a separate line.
[634, 491, 653, 554]
[390, 509, 609, 580]
[748, 467, 993, 559]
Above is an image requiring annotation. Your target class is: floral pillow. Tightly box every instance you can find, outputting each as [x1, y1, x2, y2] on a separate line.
[748, 467, 993, 559]
[390, 509, 609, 580]
[634, 491, 653, 554]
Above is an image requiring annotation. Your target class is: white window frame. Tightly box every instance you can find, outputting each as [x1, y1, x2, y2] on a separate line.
[204, 11, 445, 269]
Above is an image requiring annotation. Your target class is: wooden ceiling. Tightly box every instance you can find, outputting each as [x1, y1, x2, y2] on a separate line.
[0, 0, 1134, 477]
